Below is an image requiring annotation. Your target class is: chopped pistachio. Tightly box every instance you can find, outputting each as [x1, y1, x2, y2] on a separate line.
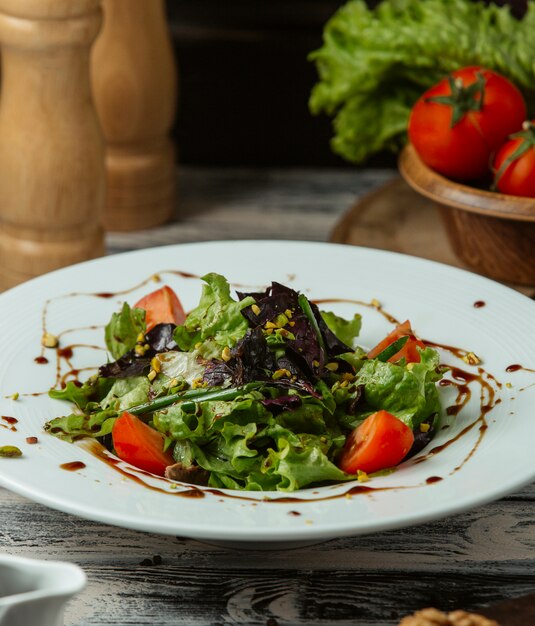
[0, 446, 22, 458]
[151, 274, 161, 283]
[462, 351, 481, 366]
[221, 346, 232, 362]
[276, 328, 295, 340]
[136, 332, 145, 343]
[10, 392, 19, 401]
[419, 423, 430, 433]
[275, 313, 289, 327]
[147, 370, 157, 382]
[506, 382, 513, 389]
[251, 304, 261, 316]
[357, 470, 369, 483]
[41, 332, 59, 349]
[371, 298, 381, 308]
[150, 357, 161, 373]
[272, 368, 291, 380]
[284, 309, 293, 319]
[265, 321, 277, 330]
[325, 362, 339, 372]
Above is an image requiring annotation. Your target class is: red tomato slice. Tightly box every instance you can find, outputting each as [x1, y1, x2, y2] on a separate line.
[367, 320, 426, 363]
[338, 410, 414, 475]
[134, 285, 186, 331]
[112, 411, 174, 476]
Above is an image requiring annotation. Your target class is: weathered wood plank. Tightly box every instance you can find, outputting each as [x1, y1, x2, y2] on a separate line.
[105, 167, 394, 253]
[1, 485, 535, 624]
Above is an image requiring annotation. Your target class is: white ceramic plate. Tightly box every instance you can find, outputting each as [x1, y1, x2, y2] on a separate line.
[0, 241, 534, 547]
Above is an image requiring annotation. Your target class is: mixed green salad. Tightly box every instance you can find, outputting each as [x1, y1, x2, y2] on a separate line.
[46, 274, 445, 492]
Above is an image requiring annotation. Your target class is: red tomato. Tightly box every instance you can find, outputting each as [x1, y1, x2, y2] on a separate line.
[112, 411, 174, 476]
[493, 121, 535, 198]
[408, 66, 526, 181]
[367, 320, 426, 364]
[134, 285, 186, 331]
[338, 410, 414, 475]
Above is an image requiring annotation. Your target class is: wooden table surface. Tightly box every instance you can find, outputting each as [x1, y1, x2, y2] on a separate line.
[2, 167, 535, 626]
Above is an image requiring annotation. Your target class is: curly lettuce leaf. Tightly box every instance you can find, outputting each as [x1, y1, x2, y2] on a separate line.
[104, 302, 146, 360]
[309, 0, 535, 163]
[153, 392, 270, 442]
[173, 273, 254, 357]
[49, 377, 114, 411]
[45, 409, 117, 443]
[355, 347, 442, 428]
[101, 377, 151, 411]
[321, 310, 362, 348]
[262, 435, 350, 491]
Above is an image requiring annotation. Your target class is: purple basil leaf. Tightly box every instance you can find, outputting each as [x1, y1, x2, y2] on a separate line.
[403, 415, 437, 460]
[261, 395, 302, 414]
[99, 323, 177, 379]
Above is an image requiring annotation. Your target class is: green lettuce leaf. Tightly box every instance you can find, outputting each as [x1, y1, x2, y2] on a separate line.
[355, 347, 442, 428]
[101, 376, 151, 411]
[153, 392, 270, 442]
[45, 408, 117, 443]
[104, 302, 145, 360]
[262, 433, 350, 491]
[321, 310, 362, 347]
[173, 273, 254, 356]
[49, 377, 114, 411]
[310, 0, 535, 163]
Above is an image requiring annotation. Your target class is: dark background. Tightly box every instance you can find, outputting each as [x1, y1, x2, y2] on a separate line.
[165, 0, 527, 167]
[166, 1, 351, 167]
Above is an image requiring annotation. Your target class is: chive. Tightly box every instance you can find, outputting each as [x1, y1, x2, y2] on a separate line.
[297, 294, 326, 353]
[128, 382, 263, 416]
[374, 335, 409, 362]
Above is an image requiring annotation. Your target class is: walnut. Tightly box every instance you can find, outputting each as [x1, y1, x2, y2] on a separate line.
[398, 608, 500, 626]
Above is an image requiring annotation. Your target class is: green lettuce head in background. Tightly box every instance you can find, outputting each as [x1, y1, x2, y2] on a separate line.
[309, 0, 535, 164]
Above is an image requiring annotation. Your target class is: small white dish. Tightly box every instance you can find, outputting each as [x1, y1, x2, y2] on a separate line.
[0, 555, 86, 626]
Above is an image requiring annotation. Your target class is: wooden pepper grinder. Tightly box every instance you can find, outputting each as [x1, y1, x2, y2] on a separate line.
[91, 0, 177, 231]
[0, 0, 105, 290]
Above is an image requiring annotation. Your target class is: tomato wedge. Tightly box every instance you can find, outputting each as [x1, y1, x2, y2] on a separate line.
[338, 410, 414, 475]
[112, 411, 174, 476]
[367, 320, 425, 363]
[134, 285, 186, 331]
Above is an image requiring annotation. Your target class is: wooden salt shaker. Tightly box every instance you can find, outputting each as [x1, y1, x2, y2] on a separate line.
[0, 0, 105, 290]
[91, 0, 177, 231]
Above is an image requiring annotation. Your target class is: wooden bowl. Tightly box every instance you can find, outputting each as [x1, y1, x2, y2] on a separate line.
[399, 144, 535, 285]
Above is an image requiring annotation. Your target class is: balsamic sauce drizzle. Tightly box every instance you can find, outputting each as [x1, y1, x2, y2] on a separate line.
[11, 270, 522, 504]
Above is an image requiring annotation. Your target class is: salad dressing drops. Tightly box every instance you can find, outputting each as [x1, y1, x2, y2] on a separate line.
[37, 269, 507, 496]
[0, 417, 17, 432]
[60, 462, 86, 472]
[83, 439, 414, 503]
